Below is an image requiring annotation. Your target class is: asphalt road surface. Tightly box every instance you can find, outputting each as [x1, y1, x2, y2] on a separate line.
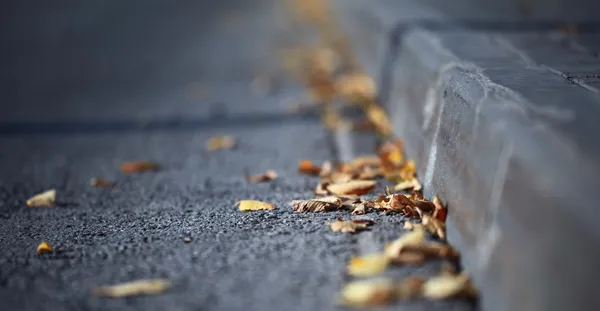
[0, 1, 476, 310]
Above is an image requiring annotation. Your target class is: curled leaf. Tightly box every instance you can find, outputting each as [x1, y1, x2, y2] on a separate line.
[298, 159, 321, 176]
[384, 228, 426, 258]
[89, 178, 113, 188]
[36, 241, 53, 254]
[236, 200, 276, 212]
[394, 177, 422, 191]
[327, 180, 377, 196]
[245, 170, 278, 183]
[338, 279, 396, 307]
[422, 214, 446, 240]
[352, 203, 367, 215]
[422, 274, 477, 299]
[389, 250, 427, 265]
[327, 217, 373, 233]
[291, 196, 341, 213]
[378, 139, 404, 168]
[403, 242, 459, 260]
[347, 253, 390, 277]
[206, 135, 236, 151]
[120, 161, 158, 174]
[314, 181, 331, 195]
[93, 279, 171, 298]
[432, 195, 447, 223]
[26, 189, 56, 208]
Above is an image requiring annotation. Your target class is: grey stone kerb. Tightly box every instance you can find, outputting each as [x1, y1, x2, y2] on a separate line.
[331, 1, 600, 311]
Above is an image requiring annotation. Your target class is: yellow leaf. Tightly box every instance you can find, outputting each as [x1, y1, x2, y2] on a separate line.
[384, 228, 426, 258]
[26, 189, 56, 208]
[206, 135, 236, 151]
[236, 200, 276, 212]
[93, 279, 171, 298]
[422, 274, 475, 299]
[36, 241, 53, 254]
[327, 180, 377, 196]
[347, 253, 390, 277]
[338, 279, 396, 307]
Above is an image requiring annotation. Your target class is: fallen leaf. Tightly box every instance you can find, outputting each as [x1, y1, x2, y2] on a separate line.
[389, 250, 427, 265]
[399, 160, 417, 180]
[327, 180, 377, 196]
[351, 203, 367, 215]
[338, 279, 396, 307]
[93, 279, 171, 298]
[403, 242, 459, 260]
[206, 135, 236, 151]
[422, 214, 446, 240]
[335, 72, 377, 103]
[291, 196, 341, 212]
[120, 161, 158, 174]
[378, 139, 404, 168]
[422, 274, 477, 299]
[347, 253, 390, 277]
[236, 200, 276, 212]
[432, 195, 447, 223]
[384, 228, 426, 258]
[319, 161, 333, 177]
[441, 262, 459, 276]
[396, 276, 426, 300]
[327, 217, 372, 233]
[89, 178, 113, 188]
[26, 189, 56, 208]
[314, 181, 331, 195]
[36, 241, 53, 254]
[394, 177, 422, 191]
[403, 222, 423, 231]
[366, 103, 393, 136]
[298, 159, 321, 175]
[245, 170, 278, 183]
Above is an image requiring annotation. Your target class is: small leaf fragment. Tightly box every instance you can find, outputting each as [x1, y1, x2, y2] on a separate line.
[245, 170, 278, 183]
[338, 279, 396, 307]
[206, 135, 236, 151]
[93, 279, 172, 298]
[120, 161, 158, 174]
[236, 200, 276, 212]
[36, 241, 53, 254]
[27, 189, 56, 208]
[347, 253, 390, 277]
[327, 217, 372, 233]
[422, 274, 477, 299]
[327, 180, 377, 196]
[298, 159, 321, 175]
[89, 178, 113, 188]
[291, 196, 341, 212]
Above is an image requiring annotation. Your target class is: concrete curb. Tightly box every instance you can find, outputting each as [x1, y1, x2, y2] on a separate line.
[331, 2, 600, 311]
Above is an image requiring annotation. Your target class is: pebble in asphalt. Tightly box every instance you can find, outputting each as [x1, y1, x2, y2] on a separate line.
[0, 1, 477, 310]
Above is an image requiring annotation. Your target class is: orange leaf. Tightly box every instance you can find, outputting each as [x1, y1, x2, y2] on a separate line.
[36, 241, 53, 254]
[298, 159, 321, 175]
[120, 161, 158, 174]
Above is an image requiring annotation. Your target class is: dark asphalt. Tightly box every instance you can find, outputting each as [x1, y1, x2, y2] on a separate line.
[0, 1, 476, 310]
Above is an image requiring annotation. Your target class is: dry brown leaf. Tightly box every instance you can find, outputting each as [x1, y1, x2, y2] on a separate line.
[432, 195, 447, 223]
[327, 217, 372, 233]
[291, 196, 341, 213]
[89, 178, 113, 188]
[404, 242, 459, 260]
[441, 262, 459, 276]
[338, 279, 396, 307]
[384, 228, 426, 258]
[93, 279, 171, 298]
[245, 170, 278, 183]
[120, 161, 158, 174]
[298, 159, 321, 176]
[352, 203, 367, 215]
[319, 161, 333, 177]
[236, 200, 276, 212]
[366, 103, 393, 136]
[394, 177, 422, 191]
[422, 274, 477, 299]
[314, 181, 331, 195]
[26, 189, 56, 208]
[347, 253, 390, 277]
[396, 276, 426, 300]
[206, 135, 236, 151]
[378, 139, 404, 168]
[335, 72, 377, 103]
[327, 180, 377, 196]
[389, 250, 427, 265]
[399, 160, 417, 180]
[36, 241, 53, 254]
[422, 214, 446, 240]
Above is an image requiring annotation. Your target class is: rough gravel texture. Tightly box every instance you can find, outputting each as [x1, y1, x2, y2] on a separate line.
[0, 1, 477, 311]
